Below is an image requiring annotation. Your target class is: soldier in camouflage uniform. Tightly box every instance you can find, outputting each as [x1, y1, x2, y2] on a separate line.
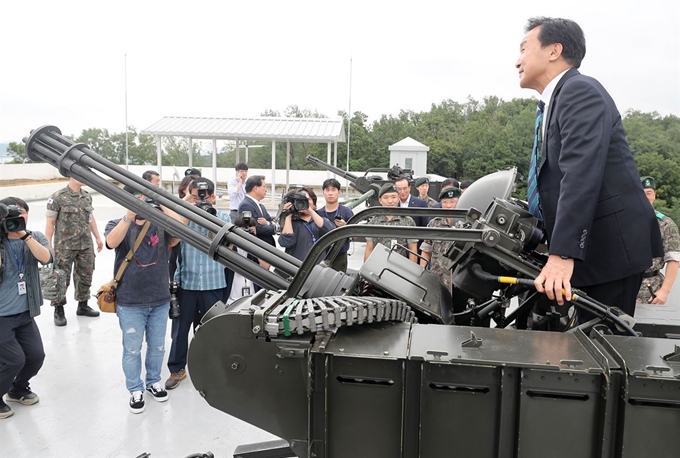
[45, 177, 104, 326]
[364, 183, 419, 263]
[415, 177, 438, 208]
[420, 188, 462, 294]
[637, 177, 680, 305]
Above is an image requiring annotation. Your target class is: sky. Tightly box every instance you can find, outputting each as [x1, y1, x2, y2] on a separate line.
[1, 0, 678, 144]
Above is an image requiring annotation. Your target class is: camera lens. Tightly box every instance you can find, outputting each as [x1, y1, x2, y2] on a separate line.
[6, 218, 20, 232]
[169, 282, 180, 319]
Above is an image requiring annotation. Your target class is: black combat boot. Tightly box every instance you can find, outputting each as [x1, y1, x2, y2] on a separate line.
[54, 305, 67, 326]
[76, 301, 100, 317]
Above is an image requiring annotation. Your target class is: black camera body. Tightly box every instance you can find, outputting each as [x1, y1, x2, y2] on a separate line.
[282, 192, 310, 220]
[135, 196, 162, 220]
[196, 182, 217, 216]
[241, 211, 254, 234]
[0, 203, 27, 236]
[169, 281, 180, 319]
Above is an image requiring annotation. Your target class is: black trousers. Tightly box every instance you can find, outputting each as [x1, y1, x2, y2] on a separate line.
[0, 311, 45, 397]
[167, 288, 228, 374]
[577, 272, 644, 322]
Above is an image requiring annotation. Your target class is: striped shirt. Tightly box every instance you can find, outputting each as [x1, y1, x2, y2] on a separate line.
[174, 210, 231, 291]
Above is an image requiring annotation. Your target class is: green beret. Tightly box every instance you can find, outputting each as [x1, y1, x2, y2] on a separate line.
[439, 187, 462, 200]
[379, 183, 398, 197]
[641, 176, 656, 190]
[414, 177, 429, 188]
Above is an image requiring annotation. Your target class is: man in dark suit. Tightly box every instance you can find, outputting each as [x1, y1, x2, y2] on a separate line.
[237, 175, 276, 272]
[394, 176, 429, 227]
[516, 17, 662, 317]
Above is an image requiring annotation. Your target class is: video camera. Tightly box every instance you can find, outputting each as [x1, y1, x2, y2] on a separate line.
[0, 203, 27, 236]
[196, 182, 217, 216]
[281, 191, 309, 220]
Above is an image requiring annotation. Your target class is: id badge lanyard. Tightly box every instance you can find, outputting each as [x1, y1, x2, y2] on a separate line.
[303, 221, 317, 243]
[8, 240, 27, 295]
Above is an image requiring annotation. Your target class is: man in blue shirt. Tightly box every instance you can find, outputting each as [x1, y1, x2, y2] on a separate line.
[165, 178, 231, 390]
[0, 197, 52, 419]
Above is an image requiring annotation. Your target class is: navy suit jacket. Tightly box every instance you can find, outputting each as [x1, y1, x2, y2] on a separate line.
[538, 68, 662, 287]
[238, 196, 276, 247]
[404, 195, 429, 227]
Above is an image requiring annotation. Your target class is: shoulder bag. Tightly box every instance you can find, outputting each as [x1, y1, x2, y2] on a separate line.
[96, 221, 150, 313]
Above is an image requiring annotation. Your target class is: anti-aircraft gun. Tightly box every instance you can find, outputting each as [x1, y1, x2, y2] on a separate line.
[306, 155, 443, 207]
[25, 126, 680, 458]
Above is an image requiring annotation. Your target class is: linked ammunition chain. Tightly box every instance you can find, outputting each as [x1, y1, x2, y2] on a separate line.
[264, 296, 416, 337]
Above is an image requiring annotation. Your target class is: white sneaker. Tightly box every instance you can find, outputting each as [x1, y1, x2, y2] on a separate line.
[129, 391, 145, 414]
[145, 383, 168, 402]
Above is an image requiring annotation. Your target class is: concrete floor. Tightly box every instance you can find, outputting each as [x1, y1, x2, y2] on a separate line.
[1, 195, 279, 458]
[2, 193, 678, 458]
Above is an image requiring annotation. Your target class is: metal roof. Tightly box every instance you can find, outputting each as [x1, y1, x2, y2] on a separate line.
[141, 116, 346, 143]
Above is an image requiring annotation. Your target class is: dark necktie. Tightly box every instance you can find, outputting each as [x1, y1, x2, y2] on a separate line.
[527, 100, 545, 220]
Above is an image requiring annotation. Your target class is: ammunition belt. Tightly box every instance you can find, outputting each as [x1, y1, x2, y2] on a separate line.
[265, 296, 416, 337]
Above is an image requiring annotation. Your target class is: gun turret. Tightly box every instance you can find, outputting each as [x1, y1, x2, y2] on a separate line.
[306, 155, 383, 206]
[24, 126, 355, 298]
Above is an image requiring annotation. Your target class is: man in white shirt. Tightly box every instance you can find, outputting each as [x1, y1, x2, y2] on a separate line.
[228, 163, 248, 221]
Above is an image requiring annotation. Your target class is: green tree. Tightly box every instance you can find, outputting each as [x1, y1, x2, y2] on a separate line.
[7, 142, 30, 164]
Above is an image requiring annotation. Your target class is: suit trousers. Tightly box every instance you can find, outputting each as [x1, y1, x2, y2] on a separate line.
[167, 288, 228, 374]
[577, 272, 644, 322]
[0, 311, 45, 397]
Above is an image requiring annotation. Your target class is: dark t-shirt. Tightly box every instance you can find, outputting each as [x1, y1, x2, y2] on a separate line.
[104, 220, 172, 307]
[278, 217, 334, 262]
[318, 205, 354, 254]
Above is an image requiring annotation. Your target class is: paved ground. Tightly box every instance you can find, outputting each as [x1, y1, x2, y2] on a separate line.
[2, 193, 678, 457]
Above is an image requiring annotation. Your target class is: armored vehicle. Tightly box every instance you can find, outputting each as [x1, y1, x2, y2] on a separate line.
[25, 126, 680, 458]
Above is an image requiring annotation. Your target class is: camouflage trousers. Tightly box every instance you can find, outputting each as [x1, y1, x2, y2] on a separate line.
[51, 246, 95, 306]
[637, 273, 664, 304]
[430, 263, 453, 295]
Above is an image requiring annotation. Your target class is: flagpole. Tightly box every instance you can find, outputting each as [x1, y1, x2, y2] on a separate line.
[345, 56, 352, 198]
[124, 53, 129, 170]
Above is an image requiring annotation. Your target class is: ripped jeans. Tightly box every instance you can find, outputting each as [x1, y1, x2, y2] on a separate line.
[116, 303, 170, 393]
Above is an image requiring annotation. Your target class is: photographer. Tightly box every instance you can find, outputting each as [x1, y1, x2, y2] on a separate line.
[103, 186, 181, 413]
[0, 197, 52, 420]
[166, 177, 231, 391]
[278, 187, 334, 263]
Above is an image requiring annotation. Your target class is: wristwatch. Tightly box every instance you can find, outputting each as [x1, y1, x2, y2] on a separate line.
[20, 230, 33, 240]
[122, 215, 133, 224]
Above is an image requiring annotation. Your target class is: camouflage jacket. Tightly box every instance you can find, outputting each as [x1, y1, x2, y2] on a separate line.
[46, 186, 94, 250]
[648, 212, 680, 271]
[366, 215, 418, 258]
[638, 211, 680, 302]
[420, 217, 454, 291]
[423, 196, 438, 208]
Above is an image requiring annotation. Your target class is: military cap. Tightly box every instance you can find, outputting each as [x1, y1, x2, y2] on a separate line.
[379, 183, 398, 197]
[414, 177, 429, 188]
[185, 167, 202, 177]
[641, 176, 656, 190]
[439, 187, 462, 200]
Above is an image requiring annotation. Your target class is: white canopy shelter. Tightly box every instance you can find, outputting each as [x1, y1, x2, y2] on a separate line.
[141, 116, 346, 202]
